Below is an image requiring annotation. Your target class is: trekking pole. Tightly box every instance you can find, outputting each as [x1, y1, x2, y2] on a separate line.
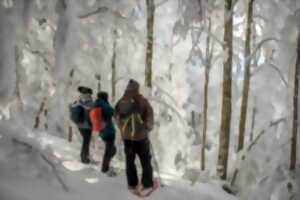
[149, 140, 165, 187]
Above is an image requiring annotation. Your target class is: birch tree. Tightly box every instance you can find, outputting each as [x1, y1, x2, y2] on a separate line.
[217, 0, 233, 180]
[290, 25, 300, 170]
[237, 0, 255, 152]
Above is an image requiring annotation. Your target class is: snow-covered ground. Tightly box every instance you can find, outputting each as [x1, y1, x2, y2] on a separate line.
[0, 128, 236, 200]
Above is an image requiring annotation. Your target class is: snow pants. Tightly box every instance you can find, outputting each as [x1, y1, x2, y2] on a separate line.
[101, 134, 116, 172]
[124, 138, 153, 188]
[79, 128, 92, 163]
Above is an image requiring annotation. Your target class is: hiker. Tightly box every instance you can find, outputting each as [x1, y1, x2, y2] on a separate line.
[115, 79, 154, 191]
[88, 91, 117, 176]
[71, 86, 93, 164]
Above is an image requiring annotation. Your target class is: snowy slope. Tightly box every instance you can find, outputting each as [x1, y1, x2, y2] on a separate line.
[0, 130, 236, 200]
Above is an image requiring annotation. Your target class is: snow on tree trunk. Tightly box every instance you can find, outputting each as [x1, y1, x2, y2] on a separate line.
[217, 0, 233, 180]
[237, 0, 255, 152]
[290, 25, 300, 170]
[145, 0, 155, 89]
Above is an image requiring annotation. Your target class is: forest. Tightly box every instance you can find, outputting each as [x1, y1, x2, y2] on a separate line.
[0, 0, 299, 199]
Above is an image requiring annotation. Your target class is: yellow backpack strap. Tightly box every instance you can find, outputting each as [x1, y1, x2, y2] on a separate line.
[122, 116, 131, 133]
[131, 114, 135, 138]
[137, 113, 144, 124]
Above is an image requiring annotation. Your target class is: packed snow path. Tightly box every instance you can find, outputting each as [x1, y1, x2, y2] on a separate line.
[0, 132, 237, 200]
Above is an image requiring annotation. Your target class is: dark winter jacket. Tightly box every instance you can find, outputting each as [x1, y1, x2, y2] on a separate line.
[115, 88, 154, 141]
[71, 95, 93, 130]
[86, 98, 116, 138]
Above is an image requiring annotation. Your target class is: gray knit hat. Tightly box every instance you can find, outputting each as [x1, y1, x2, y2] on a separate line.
[126, 79, 139, 90]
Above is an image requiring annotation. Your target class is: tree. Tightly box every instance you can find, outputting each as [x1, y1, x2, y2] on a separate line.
[217, 0, 233, 180]
[145, 0, 155, 89]
[201, 17, 213, 171]
[237, 0, 255, 152]
[111, 30, 117, 103]
[290, 25, 300, 170]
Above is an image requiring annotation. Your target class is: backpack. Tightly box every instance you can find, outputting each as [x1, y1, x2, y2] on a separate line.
[71, 102, 85, 123]
[117, 98, 146, 140]
[89, 107, 107, 131]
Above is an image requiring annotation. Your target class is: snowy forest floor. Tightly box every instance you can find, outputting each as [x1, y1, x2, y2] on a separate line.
[0, 128, 237, 200]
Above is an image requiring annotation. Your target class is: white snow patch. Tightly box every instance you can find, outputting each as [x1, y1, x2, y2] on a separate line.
[85, 178, 99, 184]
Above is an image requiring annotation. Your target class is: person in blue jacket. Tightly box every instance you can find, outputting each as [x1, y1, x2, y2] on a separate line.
[87, 91, 117, 176]
[71, 86, 93, 164]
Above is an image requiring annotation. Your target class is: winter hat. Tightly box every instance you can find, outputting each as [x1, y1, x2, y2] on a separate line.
[126, 79, 139, 90]
[97, 91, 108, 103]
[78, 86, 93, 95]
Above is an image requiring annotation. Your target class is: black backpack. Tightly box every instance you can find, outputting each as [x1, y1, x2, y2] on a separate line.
[117, 98, 146, 140]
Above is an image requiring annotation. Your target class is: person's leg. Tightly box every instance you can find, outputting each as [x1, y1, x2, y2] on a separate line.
[124, 140, 138, 187]
[79, 128, 92, 163]
[101, 134, 116, 172]
[137, 139, 153, 188]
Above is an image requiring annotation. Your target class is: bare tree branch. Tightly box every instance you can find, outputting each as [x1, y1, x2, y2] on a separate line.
[247, 117, 286, 152]
[268, 64, 288, 86]
[245, 37, 278, 64]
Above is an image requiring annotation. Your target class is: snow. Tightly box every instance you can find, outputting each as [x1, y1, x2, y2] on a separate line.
[0, 127, 236, 200]
[1, 0, 300, 200]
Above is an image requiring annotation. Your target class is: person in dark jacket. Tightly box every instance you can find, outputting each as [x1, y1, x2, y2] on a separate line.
[115, 79, 154, 190]
[87, 91, 117, 176]
[71, 86, 93, 164]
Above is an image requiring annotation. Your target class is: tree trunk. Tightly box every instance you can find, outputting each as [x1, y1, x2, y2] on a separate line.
[201, 17, 212, 171]
[290, 26, 300, 170]
[34, 99, 46, 129]
[237, 0, 255, 152]
[14, 46, 24, 109]
[217, 0, 233, 180]
[249, 106, 256, 142]
[68, 104, 73, 142]
[112, 30, 117, 103]
[145, 0, 155, 89]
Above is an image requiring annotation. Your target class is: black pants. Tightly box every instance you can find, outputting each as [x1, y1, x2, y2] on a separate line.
[124, 139, 153, 188]
[101, 134, 116, 172]
[79, 128, 92, 163]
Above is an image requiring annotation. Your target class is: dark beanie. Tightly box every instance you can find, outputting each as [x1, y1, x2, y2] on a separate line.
[126, 79, 139, 90]
[97, 91, 108, 103]
[78, 86, 93, 95]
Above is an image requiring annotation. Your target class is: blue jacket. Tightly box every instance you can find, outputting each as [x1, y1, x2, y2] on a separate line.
[87, 99, 116, 138]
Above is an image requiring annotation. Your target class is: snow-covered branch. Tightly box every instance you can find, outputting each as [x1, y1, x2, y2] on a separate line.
[247, 117, 286, 152]
[245, 37, 278, 63]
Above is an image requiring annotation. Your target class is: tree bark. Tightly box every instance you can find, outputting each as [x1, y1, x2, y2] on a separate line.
[249, 106, 256, 142]
[217, 0, 233, 180]
[201, 17, 212, 171]
[112, 30, 117, 103]
[34, 99, 46, 129]
[290, 26, 300, 170]
[145, 0, 155, 89]
[237, 0, 255, 152]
